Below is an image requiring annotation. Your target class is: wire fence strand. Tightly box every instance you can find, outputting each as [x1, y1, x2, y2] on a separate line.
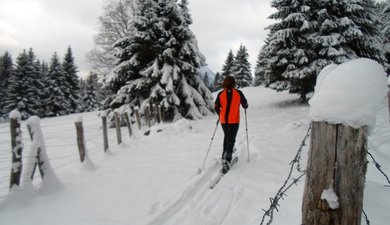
[367, 151, 390, 185]
[259, 124, 311, 225]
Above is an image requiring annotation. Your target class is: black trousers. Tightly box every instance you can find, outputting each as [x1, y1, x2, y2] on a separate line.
[221, 123, 239, 163]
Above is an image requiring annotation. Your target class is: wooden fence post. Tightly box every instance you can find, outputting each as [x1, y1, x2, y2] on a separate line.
[135, 107, 141, 130]
[26, 116, 61, 189]
[75, 119, 86, 162]
[101, 113, 109, 152]
[302, 121, 367, 225]
[161, 105, 166, 122]
[9, 110, 23, 189]
[145, 105, 151, 128]
[27, 124, 44, 180]
[124, 112, 132, 137]
[158, 105, 162, 123]
[114, 111, 122, 144]
[153, 104, 160, 124]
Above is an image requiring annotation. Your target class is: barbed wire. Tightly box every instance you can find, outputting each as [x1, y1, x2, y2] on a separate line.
[259, 124, 311, 225]
[367, 151, 390, 185]
[362, 209, 371, 225]
[257, 124, 390, 225]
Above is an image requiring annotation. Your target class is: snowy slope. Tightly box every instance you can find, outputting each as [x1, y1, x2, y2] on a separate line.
[0, 87, 389, 225]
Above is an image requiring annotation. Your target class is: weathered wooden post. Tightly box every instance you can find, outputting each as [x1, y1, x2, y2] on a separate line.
[75, 117, 86, 162]
[124, 112, 132, 137]
[134, 107, 142, 130]
[158, 105, 162, 123]
[302, 59, 387, 225]
[145, 105, 151, 127]
[161, 106, 166, 122]
[101, 112, 109, 152]
[153, 104, 160, 124]
[9, 110, 23, 189]
[25, 116, 61, 188]
[302, 122, 367, 225]
[114, 111, 122, 144]
[27, 123, 44, 180]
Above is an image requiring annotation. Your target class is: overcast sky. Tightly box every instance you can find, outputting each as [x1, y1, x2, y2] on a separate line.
[0, 0, 274, 78]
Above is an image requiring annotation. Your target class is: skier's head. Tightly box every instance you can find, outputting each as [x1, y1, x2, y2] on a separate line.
[222, 75, 235, 89]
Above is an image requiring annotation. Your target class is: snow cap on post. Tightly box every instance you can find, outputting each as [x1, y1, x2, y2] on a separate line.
[26, 116, 41, 127]
[75, 115, 83, 123]
[9, 110, 21, 120]
[309, 58, 388, 129]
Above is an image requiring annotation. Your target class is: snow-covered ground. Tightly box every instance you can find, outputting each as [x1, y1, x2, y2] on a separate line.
[0, 86, 389, 225]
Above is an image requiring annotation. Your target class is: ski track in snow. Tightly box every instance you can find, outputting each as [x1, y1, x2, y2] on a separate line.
[138, 136, 251, 225]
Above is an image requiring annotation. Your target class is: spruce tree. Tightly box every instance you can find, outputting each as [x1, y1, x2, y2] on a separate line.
[202, 72, 211, 90]
[81, 72, 101, 112]
[254, 34, 276, 87]
[253, 46, 267, 87]
[312, 0, 383, 66]
[221, 50, 235, 79]
[36, 61, 49, 117]
[45, 53, 69, 117]
[212, 72, 222, 91]
[31, 58, 46, 117]
[5, 49, 40, 119]
[265, 0, 316, 101]
[0, 52, 13, 118]
[105, 0, 214, 121]
[78, 78, 87, 111]
[264, 0, 384, 102]
[378, 0, 390, 74]
[232, 44, 252, 88]
[62, 46, 80, 113]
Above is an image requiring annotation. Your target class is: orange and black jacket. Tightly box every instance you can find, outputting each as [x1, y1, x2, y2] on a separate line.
[214, 88, 248, 124]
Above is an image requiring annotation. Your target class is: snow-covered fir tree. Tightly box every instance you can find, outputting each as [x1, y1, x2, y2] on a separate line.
[264, 0, 316, 101]
[62, 46, 80, 113]
[0, 52, 13, 118]
[31, 58, 46, 118]
[4, 49, 41, 119]
[44, 53, 70, 117]
[221, 50, 235, 79]
[202, 72, 211, 90]
[264, 0, 384, 101]
[377, 0, 390, 75]
[253, 40, 270, 87]
[36, 61, 49, 117]
[313, 0, 383, 65]
[104, 0, 214, 121]
[81, 72, 101, 112]
[212, 72, 222, 91]
[232, 44, 252, 88]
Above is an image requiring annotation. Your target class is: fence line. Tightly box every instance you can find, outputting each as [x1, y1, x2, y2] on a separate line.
[0, 108, 162, 199]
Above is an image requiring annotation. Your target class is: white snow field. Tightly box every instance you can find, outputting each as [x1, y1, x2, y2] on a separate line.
[0, 85, 389, 225]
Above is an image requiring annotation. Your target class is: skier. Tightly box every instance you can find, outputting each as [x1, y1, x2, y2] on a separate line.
[214, 75, 248, 174]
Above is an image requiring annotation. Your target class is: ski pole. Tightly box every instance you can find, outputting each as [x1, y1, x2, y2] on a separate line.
[198, 119, 219, 174]
[245, 109, 250, 162]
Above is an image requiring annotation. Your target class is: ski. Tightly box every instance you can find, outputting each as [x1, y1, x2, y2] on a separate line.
[209, 157, 238, 189]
